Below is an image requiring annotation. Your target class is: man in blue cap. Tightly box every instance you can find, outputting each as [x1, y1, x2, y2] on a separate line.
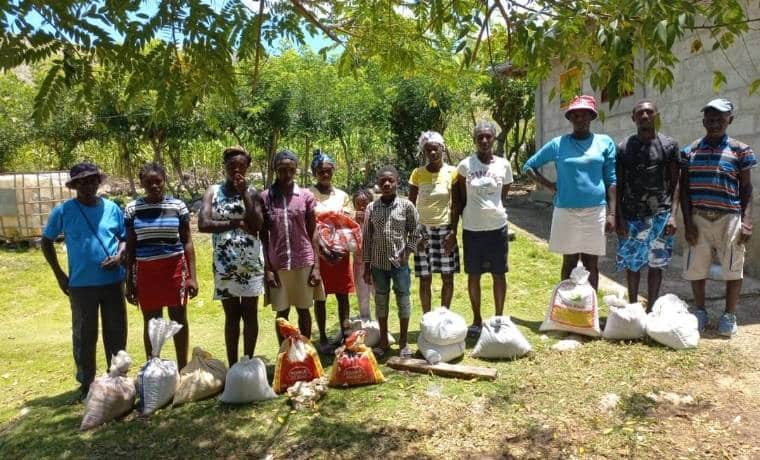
[41, 162, 128, 400]
[680, 99, 756, 337]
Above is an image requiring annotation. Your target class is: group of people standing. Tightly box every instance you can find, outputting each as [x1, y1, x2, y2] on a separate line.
[41, 94, 754, 400]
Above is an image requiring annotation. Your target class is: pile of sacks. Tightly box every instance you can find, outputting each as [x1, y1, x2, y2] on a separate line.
[417, 307, 467, 364]
[601, 293, 700, 349]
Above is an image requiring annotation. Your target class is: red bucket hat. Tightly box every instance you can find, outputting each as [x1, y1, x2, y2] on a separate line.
[564, 95, 598, 120]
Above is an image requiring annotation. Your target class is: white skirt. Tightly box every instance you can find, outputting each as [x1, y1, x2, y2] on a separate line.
[549, 206, 606, 256]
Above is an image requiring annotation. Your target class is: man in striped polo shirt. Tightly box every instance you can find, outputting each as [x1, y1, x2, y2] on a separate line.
[680, 98, 756, 337]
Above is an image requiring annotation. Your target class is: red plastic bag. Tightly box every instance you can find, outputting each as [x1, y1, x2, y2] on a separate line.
[328, 330, 384, 387]
[273, 318, 324, 393]
[316, 211, 362, 260]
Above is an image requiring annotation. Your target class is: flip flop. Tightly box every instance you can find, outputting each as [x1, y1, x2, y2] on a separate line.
[372, 346, 388, 358]
[399, 345, 413, 358]
[467, 324, 482, 338]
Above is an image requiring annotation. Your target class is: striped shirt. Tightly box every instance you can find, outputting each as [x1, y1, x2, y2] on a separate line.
[124, 197, 189, 260]
[680, 136, 757, 214]
[362, 195, 419, 270]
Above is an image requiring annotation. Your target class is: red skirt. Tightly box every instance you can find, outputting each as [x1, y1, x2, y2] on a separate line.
[136, 253, 187, 312]
[319, 254, 354, 295]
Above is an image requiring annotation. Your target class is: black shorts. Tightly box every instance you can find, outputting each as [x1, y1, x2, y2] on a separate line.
[462, 226, 509, 275]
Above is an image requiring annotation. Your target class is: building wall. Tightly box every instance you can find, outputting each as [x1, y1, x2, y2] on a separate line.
[533, 6, 760, 277]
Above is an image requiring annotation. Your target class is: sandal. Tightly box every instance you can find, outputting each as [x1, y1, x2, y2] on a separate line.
[399, 345, 413, 358]
[372, 346, 388, 358]
[467, 324, 482, 338]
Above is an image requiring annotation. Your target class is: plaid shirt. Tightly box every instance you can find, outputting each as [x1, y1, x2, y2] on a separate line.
[362, 195, 419, 270]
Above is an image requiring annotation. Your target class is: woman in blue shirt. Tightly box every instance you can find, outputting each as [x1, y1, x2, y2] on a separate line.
[523, 95, 617, 289]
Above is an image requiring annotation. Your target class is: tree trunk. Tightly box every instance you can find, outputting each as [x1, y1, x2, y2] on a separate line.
[265, 128, 280, 187]
[338, 133, 352, 190]
[302, 136, 311, 188]
[168, 144, 190, 194]
[119, 140, 136, 195]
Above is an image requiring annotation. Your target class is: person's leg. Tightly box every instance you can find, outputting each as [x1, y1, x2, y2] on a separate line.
[336, 293, 351, 335]
[561, 254, 580, 281]
[372, 267, 391, 351]
[646, 268, 663, 307]
[240, 296, 259, 359]
[69, 287, 97, 391]
[691, 279, 707, 308]
[440, 273, 454, 308]
[314, 299, 329, 346]
[222, 298, 242, 366]
[392, 266, 412, 350]
[726, 279, 742, 314]
[99, 283, 127, 369]
[275, 308, 290, 345]
[296, 307, 312, 339]
[492, 273, 507, 316]
[142, 309, 163, 361]
[580, 254, 600, 291]
[626, 270, 641, 304]
[419, 275, 432, 313]
[167, 306, 189, 369]
[468, 274, 482, 327]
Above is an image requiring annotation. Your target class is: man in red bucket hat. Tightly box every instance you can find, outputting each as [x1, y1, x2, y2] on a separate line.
[523, 95, 617, 289]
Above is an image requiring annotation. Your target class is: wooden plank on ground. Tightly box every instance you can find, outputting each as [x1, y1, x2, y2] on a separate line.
[386, 357, 497, 381]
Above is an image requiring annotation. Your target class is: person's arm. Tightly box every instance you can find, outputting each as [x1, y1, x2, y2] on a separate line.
[603, 139, 617, 234]
[242, 188, 263, 234]
[402, 202, 420, 266]
[41, 237, 69, 296]
[614, 144, 627, 236]
[197, 185, 243, 233]
[443, 174, 465, 254]
[179, 218, 198, 298]
[124, 226, 138, 304]
[101, 207, 126, 269]
[408, 185, 418, 206]
[260, 204, 280, 289]
[306, 200, 321, 286]
[679, 149, 697, 246]
[738, 168, 754, 244]
[605, 184, 617, 234]
[523, 139, 558, 192]
[666, 149, 681, 236]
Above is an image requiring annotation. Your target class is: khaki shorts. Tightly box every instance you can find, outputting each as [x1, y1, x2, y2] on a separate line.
[269, 266, 326, 311]
[683, 213, 746, 281]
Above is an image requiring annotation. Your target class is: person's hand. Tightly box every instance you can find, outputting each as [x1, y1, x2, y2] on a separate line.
[308, 266, 321, 287]
[101, 254, 121, 270]
[186, 277, 199, 298]
[400, 249, 411, 267]
[125, 282, 138, 305]
[55, 271, 70, 296]
[363, 264, 373, 285]
[548, 182, 557, 194]
[616, 217, 628, 237]
[664, 215, 677, 236]
[605, 214, 616, 234]
[442, 232, 457, 255]
[265, 270, 281, 288]
[685, 222, 699, 246]
[354, 210, 365, 224]
[416, 237, 428, 252]
[232, 173, 247, 194]
[738, 223, 752, 245]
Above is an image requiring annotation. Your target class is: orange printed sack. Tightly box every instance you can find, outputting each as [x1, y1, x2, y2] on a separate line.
[273, 318, 324, 393]
[316, 211, 362, 257]
[328, 330, 385, 388]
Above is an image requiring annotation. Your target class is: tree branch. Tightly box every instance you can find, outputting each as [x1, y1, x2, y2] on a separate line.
[289, 0, 343, 43]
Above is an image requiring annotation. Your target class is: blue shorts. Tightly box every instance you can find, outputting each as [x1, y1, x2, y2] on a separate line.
[616, 212, 674, 272]
[371, 265, 412, 319]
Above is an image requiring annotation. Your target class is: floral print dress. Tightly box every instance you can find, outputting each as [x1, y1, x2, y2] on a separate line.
[211, 184, 265, 299]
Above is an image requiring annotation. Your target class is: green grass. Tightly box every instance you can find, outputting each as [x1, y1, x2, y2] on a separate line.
[0, 232, 749, 458]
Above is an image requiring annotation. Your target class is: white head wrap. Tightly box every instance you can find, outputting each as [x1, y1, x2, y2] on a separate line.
[417, 130, 445, 153]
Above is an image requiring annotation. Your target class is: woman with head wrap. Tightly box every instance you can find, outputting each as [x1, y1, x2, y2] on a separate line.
[308, 149, 355, 353]
[408, 131, 460, 313]
[260, 150, 325, 343]
[198, 146, 265, 366]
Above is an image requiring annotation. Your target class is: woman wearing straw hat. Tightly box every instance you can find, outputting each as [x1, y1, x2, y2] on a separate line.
[522, 95, 617, 289]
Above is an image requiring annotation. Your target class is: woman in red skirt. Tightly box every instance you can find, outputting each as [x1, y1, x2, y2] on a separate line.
[309, 150, 355, 353]
[125, 163, 198, 368]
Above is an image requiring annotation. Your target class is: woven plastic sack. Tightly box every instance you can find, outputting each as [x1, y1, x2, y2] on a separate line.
[328, 330, 385, 387]
[136, 318, 182, 415]
[646, 294, 699, 350]
[602, 295, 647, 340]
[539, 266, 601, 337]
[471, 316, 532, 359]
[417, 334, 465, 364]
[174, 347, 227, 405]
[219, 356, 277, 403]
[346, 317, 395, 348]
[273, 318, 324, 393]
[316, 210, 362, 256]
[80, 350, 135, 430]
[420, 307, 468, 346]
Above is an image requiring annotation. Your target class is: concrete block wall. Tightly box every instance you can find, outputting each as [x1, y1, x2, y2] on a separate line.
[533, 4, 760, 277]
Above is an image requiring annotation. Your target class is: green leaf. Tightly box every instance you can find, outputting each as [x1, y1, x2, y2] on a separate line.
[655, 20, 668, 44]
[749, 79, 760, 96]
[712, 71, 727, 93]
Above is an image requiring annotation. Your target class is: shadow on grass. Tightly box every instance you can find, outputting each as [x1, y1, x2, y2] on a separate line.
[0, 385, 428, 458]
[510, 317, 544, 335]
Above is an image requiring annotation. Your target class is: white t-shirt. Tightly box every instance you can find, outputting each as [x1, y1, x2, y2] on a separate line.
[457, 154, 514, 231]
